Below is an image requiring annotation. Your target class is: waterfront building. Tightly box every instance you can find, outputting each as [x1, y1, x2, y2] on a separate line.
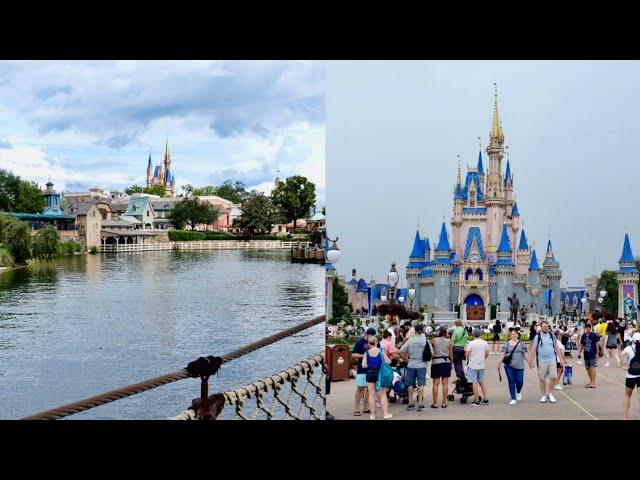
[146, 139, 176, 197]
[306, 206, 326, 234]
[195, 195, 238, 231]
[405, 88, 562, 322]
[122, 196, 156, 229]
[62, 187, 111, 205]
[73, 203, 102, 251]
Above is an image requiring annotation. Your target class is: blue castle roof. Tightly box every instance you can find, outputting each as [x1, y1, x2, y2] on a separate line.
[435, 222, 451, 252]
[463, 227, 486, 261]
[518, 230, 529, 250]
[410, 230, 423, 258]
[357, 278, 368, 291]
[497, 224, 512, 253]
[529, 249, 540, 271]
[462, 171, 484, 202]
[454, 183, 465, 200]
[619, 233, 636, 264]
[153, 165, 161, 178]
[504, 160, 511, 186]
[147, 154, 152, 167]
[546, 240, 556, 262]
[347, 278, 358, 286]
[511, 202, 520, 217]
[420, 269, 434, 277]
[424, 237, 431, 251]
[477, 151, 484, 174]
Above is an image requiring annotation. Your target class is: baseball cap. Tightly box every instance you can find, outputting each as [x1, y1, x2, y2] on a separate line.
[366, 327, 377, 335]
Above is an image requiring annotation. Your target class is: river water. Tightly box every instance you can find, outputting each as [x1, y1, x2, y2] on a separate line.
[0, 250, 324, 419]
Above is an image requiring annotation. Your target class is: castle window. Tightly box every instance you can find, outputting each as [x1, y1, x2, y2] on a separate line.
[476, 268, 483, 281]
[465, 268, 473, 281]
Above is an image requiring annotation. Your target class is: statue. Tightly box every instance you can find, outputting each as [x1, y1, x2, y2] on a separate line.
[507, 292, 520, 322]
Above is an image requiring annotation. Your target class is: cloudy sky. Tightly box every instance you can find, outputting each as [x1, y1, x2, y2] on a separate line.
[327, 61, 640, 288]
[0, 60, 325, 202]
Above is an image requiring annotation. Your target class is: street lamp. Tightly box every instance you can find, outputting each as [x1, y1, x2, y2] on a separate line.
[408, 283, 416, 311]
[387, 262, 399, 303]
[325, 234, 341, 323]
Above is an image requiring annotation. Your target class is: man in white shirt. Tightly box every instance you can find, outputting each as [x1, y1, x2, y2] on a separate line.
[465, 328, 490, 406]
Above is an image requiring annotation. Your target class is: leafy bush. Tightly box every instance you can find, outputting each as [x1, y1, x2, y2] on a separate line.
[58, 240, 82, 255]
[0, 246, 14, 267]
[168, 230, 205, 241]
[33, 226, 60, 259]
[3, 220, 32, 263]
[89, 245, 98, 254]
[203, 231, 237, 240]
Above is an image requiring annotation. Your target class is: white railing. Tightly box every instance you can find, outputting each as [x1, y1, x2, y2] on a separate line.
[101, 240, 309, 253]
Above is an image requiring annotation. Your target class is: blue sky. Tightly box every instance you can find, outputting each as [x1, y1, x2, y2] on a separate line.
[327, 61, 640, 287]
[0, 60, 325, 202]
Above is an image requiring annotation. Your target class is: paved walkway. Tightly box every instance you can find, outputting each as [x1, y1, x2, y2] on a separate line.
[327, 352, 637, 420]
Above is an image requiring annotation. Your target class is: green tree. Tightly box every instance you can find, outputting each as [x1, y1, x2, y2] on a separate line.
[0, 169, 46, 213]
[330, 277, 352, 325]
[193, 185, 217, 196]
[181, 184, 194, 196]
[124, 184, 166, 197]
[233, 191, 282, 236]
[271, 175, 316, 230]
[168, 197, 219, 231]
[33, 226, 60, 259]
[213, 180, 248, 204]
[597, 270, 618, 313]
[3, 220, 32, 263]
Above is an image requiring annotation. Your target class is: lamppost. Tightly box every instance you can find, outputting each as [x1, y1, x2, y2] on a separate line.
[600, 289, 607, 315]
[581, 297, 586, 318]
[387, 262, 399, 303]
[408, 283, 416, 312]
[325, 235, 341, 322]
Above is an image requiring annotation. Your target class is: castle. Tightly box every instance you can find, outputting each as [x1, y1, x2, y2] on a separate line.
[146, 138, 176, 196]
[405, 87, 562, 321]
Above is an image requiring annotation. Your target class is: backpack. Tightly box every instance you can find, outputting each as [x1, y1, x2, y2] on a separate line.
[629, 346, 640, 376]
[422, 339, 433, 362]
[535, 332, 557, 367]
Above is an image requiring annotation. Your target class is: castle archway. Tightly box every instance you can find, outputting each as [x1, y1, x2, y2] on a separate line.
[464, 294, 485, 320]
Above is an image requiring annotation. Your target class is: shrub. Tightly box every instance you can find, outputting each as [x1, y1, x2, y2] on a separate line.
[3, 220, 32, 263]
[203, 231, 237, 240]
[168, 230, 205, 241]
[33, 226, 60, 259]
[89, 245, 98, 254]
[0, 246, 14, 267]
[58, 240, 82, 255]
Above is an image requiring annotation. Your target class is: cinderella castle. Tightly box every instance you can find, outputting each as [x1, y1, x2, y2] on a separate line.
[146, 138, 176, 196]
[405, 87, 562, 321]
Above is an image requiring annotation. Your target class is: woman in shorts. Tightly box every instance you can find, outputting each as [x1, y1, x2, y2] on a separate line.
[491, 320, 502, 354]
[604, 322, 621, 367]
[620, 333, 640, 419]
[361, 335, 392, 419]
[430, 326, 453, 408]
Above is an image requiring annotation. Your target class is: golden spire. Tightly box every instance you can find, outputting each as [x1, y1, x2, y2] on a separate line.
[456, 155, 462, 185]
[491, 83, 503, 140]
[164, 136, 170, 161]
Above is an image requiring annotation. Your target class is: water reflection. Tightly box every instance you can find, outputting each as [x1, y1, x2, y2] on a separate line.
[0, 250, 324, 419]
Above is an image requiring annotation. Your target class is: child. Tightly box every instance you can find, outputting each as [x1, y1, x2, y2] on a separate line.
[563, 364, 573, 385]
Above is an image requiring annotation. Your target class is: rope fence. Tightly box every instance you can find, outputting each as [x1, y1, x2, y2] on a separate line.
[22, 315, 325, 420]
[171, 353, 326, 420]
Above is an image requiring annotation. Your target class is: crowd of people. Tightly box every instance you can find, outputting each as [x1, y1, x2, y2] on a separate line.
[349, 315, 640, 419]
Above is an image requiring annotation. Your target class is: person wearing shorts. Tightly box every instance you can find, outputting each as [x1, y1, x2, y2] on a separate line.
[430, 326, 452, 408]
[465, 328, 489, 406]
[529, 321, 565, 403]
[620, 333, 640, 419]
[400, 323, 428, 411]
[579, 322, 601, 388]
[351, 327, 378, 416]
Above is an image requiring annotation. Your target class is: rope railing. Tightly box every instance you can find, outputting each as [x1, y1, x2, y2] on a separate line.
[21, 315, 325, 420]
[171, 353, 326, 420]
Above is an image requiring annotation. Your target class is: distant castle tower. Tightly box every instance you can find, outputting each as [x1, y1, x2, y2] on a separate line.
[145, 138, 176, 196]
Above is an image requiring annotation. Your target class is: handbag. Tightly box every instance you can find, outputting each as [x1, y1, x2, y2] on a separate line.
[377, 357, 394, 390]
[502, 341, 520, 366]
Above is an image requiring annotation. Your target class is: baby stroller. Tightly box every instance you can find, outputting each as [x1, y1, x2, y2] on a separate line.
[388, 366, 410, 404]
[447, 369, 474, 404]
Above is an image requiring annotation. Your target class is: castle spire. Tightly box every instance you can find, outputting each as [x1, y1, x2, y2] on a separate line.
[490, 83, 503, 141]
[456, 155, 462, 185]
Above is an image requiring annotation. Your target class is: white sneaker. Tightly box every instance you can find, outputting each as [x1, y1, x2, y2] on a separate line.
[516, 393, 522, 401]
[540, 395, 547, 403]
[509, 399, 517, 405]
[554, 384, 563, 390]
[547, 393, 557, 403]
[604, 362, 610, 367]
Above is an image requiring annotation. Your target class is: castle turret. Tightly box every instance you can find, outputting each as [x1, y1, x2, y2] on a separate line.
[515, 229, 531, 275]
[477, 149, 485, 193]
[43, 181, 63, 215]
[146, 153, 153, 187]
[433, 222, 453, 310]
[452, 156, 464, 257]
[617, 232, 639, 319]
[542, 239, 562, 316]
[485, 84, 506, 260]
[164, 137, 171, 177]
[527, 249, 543, 313]
[495, 223, 515, 309]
